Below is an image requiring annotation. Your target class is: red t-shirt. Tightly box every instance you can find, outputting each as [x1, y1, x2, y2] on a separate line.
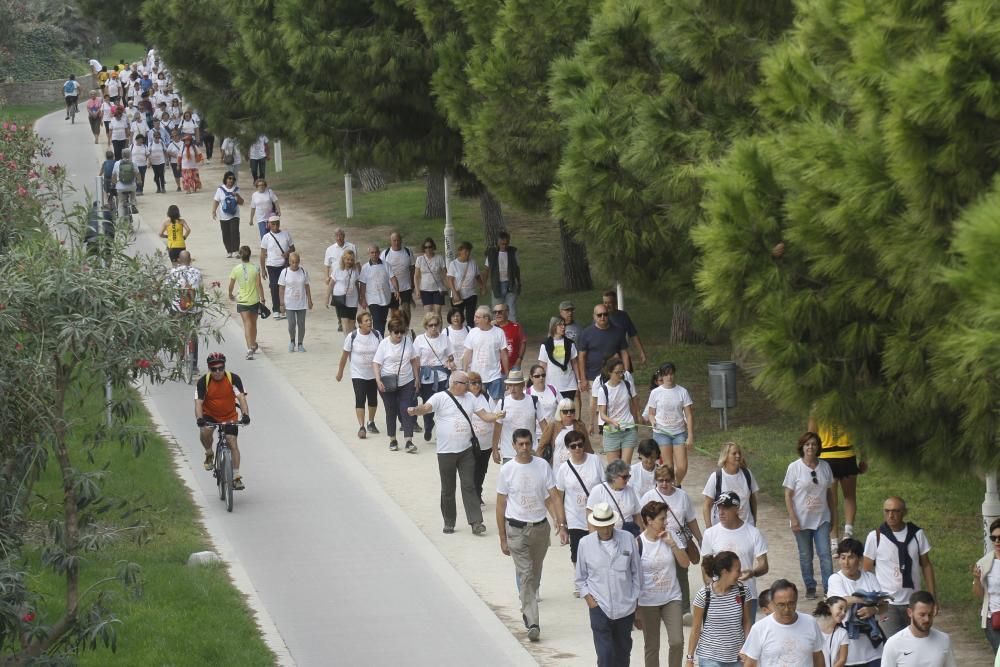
[499, 321, 525, 364]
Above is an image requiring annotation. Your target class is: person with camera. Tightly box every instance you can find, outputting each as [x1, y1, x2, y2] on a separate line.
[408, 371, 504, 536]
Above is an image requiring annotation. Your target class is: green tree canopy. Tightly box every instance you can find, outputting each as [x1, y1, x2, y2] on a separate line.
[695, 0, 1000, 470]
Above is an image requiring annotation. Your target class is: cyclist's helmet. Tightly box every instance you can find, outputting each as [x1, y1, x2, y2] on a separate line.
[206, 352, 226, 369]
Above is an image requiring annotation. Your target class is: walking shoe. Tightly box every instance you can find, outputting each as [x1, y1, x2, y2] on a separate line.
[443, 526, 455, 534]
[413, 422, 423, 433]
[843, 524, 854, 539]
[288, 342, 295, 352]
[358, 427, 367, 439]
[253, 342, 259, 352]
[423, 426, 432, 442]
[831, 538, 839, 557]
[806, 588, 817, 600]
[405, 440, 417, 453]
[527, 625, 540, 642]
[472, 522, 486, 536]
[203, 452, 214, 470]
[337, 322, 343, 332]
[297, 344, 306, 353]
[246, 348, 254, 360]
[233, 476, 245, 490]
[389, 439, 399, 451]
[367, 421, 379, 434]
[275, 313, 286, 320]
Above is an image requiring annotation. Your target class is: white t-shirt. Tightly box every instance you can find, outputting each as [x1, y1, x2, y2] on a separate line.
[881, 627, 956, 667]
[703, 468, 760, 526]
[382, 247, 415, 291]
[331, 267, 359, 307]
[148, 141, 166, 165]
[637, 533, 684, 606]
[445, 325, 470, 367]
[414, 333, 452, 369]
[166, 140, 182, 164]
[497, 456, 556, 523]
[464, 326, 507, 383]
[129, 142, 149, 167]
[250, 190, 278, 223]
[629, 463, 656, 499]
[106, 79, 121, 97]
[447, 258, 479, 298]
[741, 613, 823, 666]
[587, 483, 641, 530]
[261, 229, 293, 267]
[782, 458, 834, 530]
[640, 487, 697, 537]
[277, 266, 309, 310]
[525, 383, 560, 439]
[556, 454, 604, 531]
[359, 261, 393, 306]
[551, 425, 580, 468]
[821, 626, 850, 667]
[179, 118, 198, 136]
[248, 135, 268, 160]
[484, 249, 513, 281]
[701, 521, 768, 599]
[591, 373, 634, 426]
[425, 391, 477, 454]
[597, 379, 637, 430]
[538, 339, 579, 392]
[179, 144, 202, 170]
[646, 385, 693, 435]
[109, 117, 129, 141]
[468, 393, 495, 450]
[343, 330, 381, 380]
[496, 394, 546, 458]
[324, 241, 357, 274]
[863, 526, 932, 605]
[373, 337, 418, 387]
[416, 253, 447, 292]
[111, 160, 136, 192]
[826, 570, 884, 665]
[221, 137, 241, 165]
[101, 102, 114, 122]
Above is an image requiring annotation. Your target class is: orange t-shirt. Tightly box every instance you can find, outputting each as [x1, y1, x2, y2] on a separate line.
[196, 372, 244, 423]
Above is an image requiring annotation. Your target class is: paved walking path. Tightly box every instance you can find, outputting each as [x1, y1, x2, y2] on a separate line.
[37, 112, 990, 665]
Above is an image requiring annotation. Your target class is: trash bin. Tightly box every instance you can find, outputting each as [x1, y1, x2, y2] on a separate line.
[708, 362, 737, 409]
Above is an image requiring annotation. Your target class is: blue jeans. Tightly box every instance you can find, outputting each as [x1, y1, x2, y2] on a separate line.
[653, 430, 687, 446]
[483, 378, 504, 401]
[589, 606, 633, 667]
[256, 219, 268, 239]
[793, 521, 833, 592]
[492, 280, 518, 322]
[697, 661, 740, 667]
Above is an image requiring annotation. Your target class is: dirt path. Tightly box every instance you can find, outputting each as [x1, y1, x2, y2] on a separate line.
[126, 153, 990, 665]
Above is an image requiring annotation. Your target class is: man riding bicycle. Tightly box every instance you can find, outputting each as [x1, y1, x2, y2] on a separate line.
[63, 74, 80, 120]
[168, 249, 202, 372]
[195, 352, 251, 490]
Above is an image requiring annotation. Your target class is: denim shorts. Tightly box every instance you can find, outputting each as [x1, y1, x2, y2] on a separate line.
[602, 426, 637, 452]
[653, 430, 688, 446]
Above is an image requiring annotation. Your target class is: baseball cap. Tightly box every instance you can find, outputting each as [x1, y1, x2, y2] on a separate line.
[714, 490, 740, 508]
[559, 300, 574, 310]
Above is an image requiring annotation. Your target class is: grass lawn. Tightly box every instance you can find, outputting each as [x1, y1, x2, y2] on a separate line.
[22, 381, 275, 666]
[89, 42, 148, 73]
[269, 144, 987, 642]
[0, 102, 61, 125]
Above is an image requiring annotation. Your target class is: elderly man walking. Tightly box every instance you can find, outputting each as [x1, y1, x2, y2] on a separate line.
[863, 496, 936, 638]
[741, 579, 824, 667]
[497, 428, 569, 643]
[463, 304, 509, 400]
[409, 371, 503, 535]
[700, 491, 769, 620]
[576, 502, 643, 666]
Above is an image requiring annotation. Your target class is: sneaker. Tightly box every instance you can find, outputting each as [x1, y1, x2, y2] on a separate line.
[358, 427, 367, 439]
[203, 452, 214, 470]
[297, 344, 306, 353]
[806, 588, 817, 600]
[831, 538, 839, 557]
[275, 313, 286, 320]
[843, 525, 854, 539]
[405, 440, 417, 454]
[389, 439, 399, 451]
[253, 342, 259, 352]
[423, 426, 432, 442]
[246, 349, 254, 360]
[442, 526, 455, 534]
[288, 342, 295, 352]
[233, 476, 245, 490]
[527, 625, 540, 642]
[472, 522, 486, 536]
[337, 322, 343, 332]
[367, 421, 379, 434]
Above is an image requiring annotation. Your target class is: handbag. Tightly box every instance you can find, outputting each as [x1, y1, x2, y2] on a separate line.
[603, 482, 641, 537]
[655, 489, 701, 560]
[258, 301, 271, 319]
[380, 337, 406, 392]
[444, 390, 480, 448]
[330, 268, 355, 307]
[451, 260, 469, 306]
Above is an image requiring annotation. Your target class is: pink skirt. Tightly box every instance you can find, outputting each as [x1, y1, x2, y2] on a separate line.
[181, 168, 201, 193]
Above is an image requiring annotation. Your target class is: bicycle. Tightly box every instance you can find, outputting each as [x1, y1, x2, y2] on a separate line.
[176, 331, 198, 384]
[206, 419, 243, 512]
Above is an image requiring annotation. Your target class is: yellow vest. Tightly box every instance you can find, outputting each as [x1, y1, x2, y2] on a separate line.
[166, 220, 186, 249]
[817, 421, 854, 459]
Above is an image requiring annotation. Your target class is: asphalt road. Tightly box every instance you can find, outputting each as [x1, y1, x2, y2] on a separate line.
[36, 111, 536, 667]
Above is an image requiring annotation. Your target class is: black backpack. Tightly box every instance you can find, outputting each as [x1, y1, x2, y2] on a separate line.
[714, 466, 753, 504]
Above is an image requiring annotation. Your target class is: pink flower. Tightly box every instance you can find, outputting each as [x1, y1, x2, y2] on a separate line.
[16, 186, 26, 197]
[14, 343, 23, 351]
[2, 122, 8, 130]
[11, 124, 17, 132]
[21, 612, 34, 622]
[7, 161, 16, 170]
[136, 358, 151, 369]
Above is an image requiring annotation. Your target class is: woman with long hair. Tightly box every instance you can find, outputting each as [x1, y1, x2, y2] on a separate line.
[329, 249, 360, 335]
[158, 204, 190, 265]
[227, 245, 265, 360]
[179, 134, 203, 194]
[813, 596, 849, 667]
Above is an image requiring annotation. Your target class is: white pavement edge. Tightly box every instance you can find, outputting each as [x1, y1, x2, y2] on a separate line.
[141, 391, 298, 667]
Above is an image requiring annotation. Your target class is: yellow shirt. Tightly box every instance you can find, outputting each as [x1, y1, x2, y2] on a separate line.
[817, 421, 855, 459]
[229, 262, 260, 306]
[165, 220, 186, 249]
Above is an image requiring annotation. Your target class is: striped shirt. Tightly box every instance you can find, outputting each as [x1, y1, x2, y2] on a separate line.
[693, 583, 746, 663]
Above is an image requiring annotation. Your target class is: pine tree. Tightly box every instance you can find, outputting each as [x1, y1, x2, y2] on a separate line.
[695, 0, 1000, 470]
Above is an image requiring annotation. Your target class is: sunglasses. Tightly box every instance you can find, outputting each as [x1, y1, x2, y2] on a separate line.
[810, 470, 818, 485]
[493, 310, 505, 315]
[566, 443, 585, 450]
[469, 380, 482, 385]
[619, 474, 631, 481]
[561, 409, 576, 414]
[595, 312, 609, 318]
[991, 535, 1000, 543]
[532, 374, 546, 379]
[209, 367, 226, 373]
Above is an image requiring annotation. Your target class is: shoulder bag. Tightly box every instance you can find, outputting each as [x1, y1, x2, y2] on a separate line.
[451, 261, 469, 307]
[603, 482, 641, 537]
[380, 337, 406, 392]
[444, 391, 480, 448]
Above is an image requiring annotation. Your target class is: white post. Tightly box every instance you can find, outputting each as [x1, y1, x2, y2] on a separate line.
[616, 281, 625, 311]
[344, 173, 354, 219]
[443, 173, 455, 263]
[984, 471, 1000, 552]
[274, 140, 283, 173]
[105, 377, 113, 427]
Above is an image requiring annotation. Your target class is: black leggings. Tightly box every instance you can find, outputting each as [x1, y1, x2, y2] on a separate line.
[352, 378, 378, 409]
[219, 217, 240, 254]
[203, 134, 215, 160]
[460, 296, 478, 329]
[473, 446, 492, 501]
[151, 163, 166, 191]
[250, 158, 266, 182]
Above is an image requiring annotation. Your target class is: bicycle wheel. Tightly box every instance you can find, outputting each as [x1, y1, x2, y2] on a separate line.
[223, 448, 234, 513]
[216, 444, 226, 501]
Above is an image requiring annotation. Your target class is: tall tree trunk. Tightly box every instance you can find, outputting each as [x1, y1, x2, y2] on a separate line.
[669, 302, 700, 345]
[357, 167, 385, 193]
[558, 220, 592, 291]
[479, 189, 506, 250]
[424, 170, 446, 219]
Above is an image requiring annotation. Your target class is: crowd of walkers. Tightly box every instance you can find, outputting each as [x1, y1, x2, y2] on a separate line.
[98, 48, 975, 667]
